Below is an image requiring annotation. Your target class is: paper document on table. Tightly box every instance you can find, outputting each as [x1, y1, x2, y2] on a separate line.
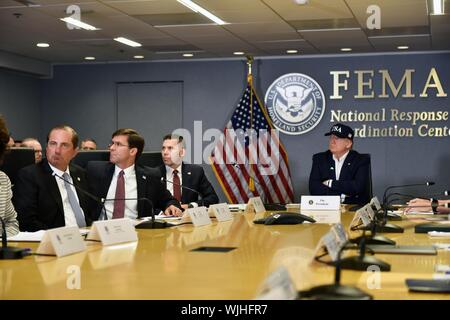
[428, 231, 450, 238]
[405, 210, 434, 215]
[9, 229, 89, 242]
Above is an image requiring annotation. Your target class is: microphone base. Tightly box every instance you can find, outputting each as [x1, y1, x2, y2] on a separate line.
[0, 247, 29, 260]
[375, 211, 403, 221]
[375, 223, 404, 233]
[298, 284, 372, 300]
[334, 255, 391, 271]
[350, 235, 396, 246]
[135, 221, 175, 229]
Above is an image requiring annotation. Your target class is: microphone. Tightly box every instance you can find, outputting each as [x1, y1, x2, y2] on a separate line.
[382, 181, 435, 207]
[0, 216, 30, 259]
[52, 172, 108, 222]
[161, 177, 203, 206]
[298, 239, 373, 299]
[103, 197, 175, 229]
[379, 182, 435, 233]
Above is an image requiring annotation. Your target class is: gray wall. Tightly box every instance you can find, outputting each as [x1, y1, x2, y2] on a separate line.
[0, 68, 42, 140]
[5, 51, 450, 202]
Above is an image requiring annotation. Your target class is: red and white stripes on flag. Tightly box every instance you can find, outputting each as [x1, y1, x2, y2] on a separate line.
[210, 76, 295, 204]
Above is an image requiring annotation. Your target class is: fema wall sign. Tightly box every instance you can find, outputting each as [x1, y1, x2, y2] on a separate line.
[265, 73, 326, 135]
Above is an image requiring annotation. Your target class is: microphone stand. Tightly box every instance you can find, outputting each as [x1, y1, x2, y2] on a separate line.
[0, 217, 29, 259]
[350, 206, 396, 245]
[337, 229, 391, 271]
[298, 239, 373, 299]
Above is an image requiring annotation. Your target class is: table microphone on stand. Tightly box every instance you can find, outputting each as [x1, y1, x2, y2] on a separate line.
[298, 239, 373, 300]
[0, 217, 29, 259]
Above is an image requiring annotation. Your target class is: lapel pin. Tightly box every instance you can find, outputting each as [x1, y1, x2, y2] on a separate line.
[330, 167, 334, 170]
[347, 163, 351, 166]
[142, 175, 147, 180]
[187, 172, 191, 175]
[77, 177, 81, 181]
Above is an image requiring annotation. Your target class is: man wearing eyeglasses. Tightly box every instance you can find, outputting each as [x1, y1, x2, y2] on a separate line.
[87, 128, 182, 220]
[14, 125, 93, 231]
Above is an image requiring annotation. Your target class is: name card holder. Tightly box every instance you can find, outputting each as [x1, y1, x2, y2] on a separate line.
[312, 226, 344, 262]
[349, 204, 372, 231]
[301, 196, 341, 224]
[255, 266, 298, 300]
[247, 196, 266, 213]
[209, 203, 234, 222]
[187, 206, 212, 227]
[86, 218, 138, 246]
[36, 226, 86, 257]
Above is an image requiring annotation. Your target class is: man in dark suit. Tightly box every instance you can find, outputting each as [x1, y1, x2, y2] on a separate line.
[87, 128, 181, 220]
[14, 125, 93, 231]
[159, 134, 219, 210]
[309, 123, 371, 205]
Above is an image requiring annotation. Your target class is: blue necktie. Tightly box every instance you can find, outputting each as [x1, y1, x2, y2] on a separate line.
[63, 172, 86, 228]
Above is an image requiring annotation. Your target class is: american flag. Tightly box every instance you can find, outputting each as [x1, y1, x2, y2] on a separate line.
[211, 76, 295, 204]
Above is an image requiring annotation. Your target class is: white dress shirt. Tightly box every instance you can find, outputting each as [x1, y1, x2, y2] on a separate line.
[333, 151, 349, 181]
[49, 163, 85, 227]
[105, 165, 138, 219]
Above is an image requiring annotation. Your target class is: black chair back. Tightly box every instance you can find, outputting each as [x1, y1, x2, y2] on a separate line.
[72, 150, 110, 168]
[136, 151, 163, 168]
[0, 147, 35, 185]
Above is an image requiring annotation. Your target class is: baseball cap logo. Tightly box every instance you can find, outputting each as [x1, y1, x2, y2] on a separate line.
[332, 126, 342, 133]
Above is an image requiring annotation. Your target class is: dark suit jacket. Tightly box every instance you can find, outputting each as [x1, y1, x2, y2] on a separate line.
[13, 159, 94, 231]
[87, 161, 180, 220]
[309, 150, 371, 204]
[158, 163, 219, 207]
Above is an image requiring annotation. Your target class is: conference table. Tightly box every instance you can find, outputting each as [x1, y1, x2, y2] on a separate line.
[1, 207, 449, 300]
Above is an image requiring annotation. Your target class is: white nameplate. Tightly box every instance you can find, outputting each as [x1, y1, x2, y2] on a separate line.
[371, 196, 382, 211]
[301, 210, 341, 224]
[209, 203, 233, 222]
[247, 196, 266, 213]
[350, 204, 372, 229]
[187, 206, 212, 227]
[255, 266, 298, 300]
[331, 223, 348, 246]
[301, 195, 340, 210]
[312, 228, 343, 262]
[36, 226, 86, 257]
[86, 218, 137, 246]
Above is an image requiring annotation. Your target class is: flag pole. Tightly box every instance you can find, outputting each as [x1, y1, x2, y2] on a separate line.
[246, 56, 256, 193]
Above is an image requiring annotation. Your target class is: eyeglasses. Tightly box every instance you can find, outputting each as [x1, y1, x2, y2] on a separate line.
[108, 141, 129, 148]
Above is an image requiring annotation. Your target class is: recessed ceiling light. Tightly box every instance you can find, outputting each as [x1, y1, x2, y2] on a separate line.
[397, 45, 409, 50]
[340, 48, 352, 52]
[60, 17, 99, 30]
[183, 53, 194, 57]
[177, 0, 226, 25]
[36, 43, 49, 48]
[133, 55, 144, 59]
[431, 0, 444, 15]
[114, 37, 142, 47]
[84, 56, 95, 61]
[286, 49, 298, 54]
[233, 51, 245, 55]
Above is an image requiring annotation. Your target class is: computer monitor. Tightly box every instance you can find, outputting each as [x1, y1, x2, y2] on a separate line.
[0, 147, 35, 185]
[137, 151, 163, 168]
[72, 150, 110, 168]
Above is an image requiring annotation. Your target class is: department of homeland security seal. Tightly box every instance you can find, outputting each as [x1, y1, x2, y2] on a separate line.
[264, 73, 326, 135]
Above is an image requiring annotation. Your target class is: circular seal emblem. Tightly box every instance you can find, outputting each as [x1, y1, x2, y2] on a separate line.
[265, 73, 326, 135]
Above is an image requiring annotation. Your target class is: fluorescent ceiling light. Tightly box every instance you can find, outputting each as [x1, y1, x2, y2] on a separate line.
[84, 56, 95, 60]
[177, 0, 226, 25]
[60, 17, 98, 30]
[36, 43, 49, 48]
[114, 37, 142, 47]
[340, 48, 352, 52]
[397, 45, 409, 50]
[431, 0, 444, 15]
[134, 55, 144, 59]
[233, 51, 245, 55]
[286, 49, 298, 54]
[183, 53, 194, 57]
